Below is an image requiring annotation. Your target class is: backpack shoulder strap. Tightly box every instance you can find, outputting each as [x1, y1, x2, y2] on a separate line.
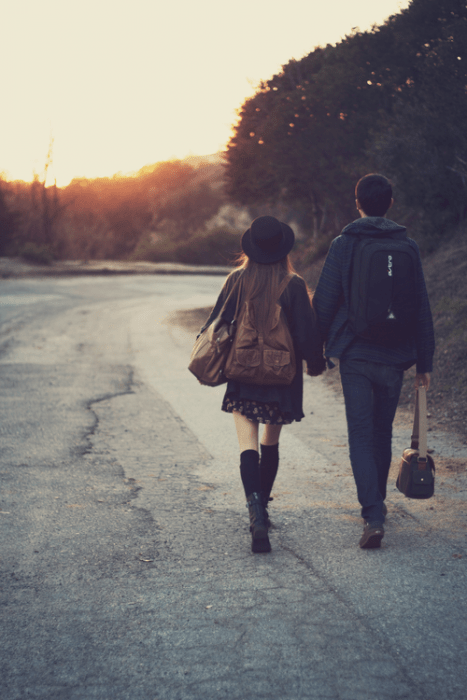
[277, 273, 294, 301]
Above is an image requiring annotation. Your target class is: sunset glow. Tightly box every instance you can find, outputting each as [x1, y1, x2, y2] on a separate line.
[1, 0, 410, 186]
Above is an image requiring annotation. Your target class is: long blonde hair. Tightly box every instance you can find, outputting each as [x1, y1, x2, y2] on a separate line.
[226, 253, 297, 331]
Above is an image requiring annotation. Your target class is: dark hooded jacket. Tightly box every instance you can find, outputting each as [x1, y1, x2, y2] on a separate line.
[313, 217, 435, 373]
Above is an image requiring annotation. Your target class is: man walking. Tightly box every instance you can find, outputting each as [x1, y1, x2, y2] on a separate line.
[313, 174, 435, 548]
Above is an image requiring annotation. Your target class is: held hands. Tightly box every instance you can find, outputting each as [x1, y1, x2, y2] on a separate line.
[306, 357, 327, 377]
[415, 373, 430, 391]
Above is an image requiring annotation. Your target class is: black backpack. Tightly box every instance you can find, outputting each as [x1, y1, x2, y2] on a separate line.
[348, 233, 419, 345]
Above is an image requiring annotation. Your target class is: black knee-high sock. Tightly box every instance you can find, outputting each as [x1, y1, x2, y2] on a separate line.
[240, 449, 260, 497]
[260, 443, 279, 498]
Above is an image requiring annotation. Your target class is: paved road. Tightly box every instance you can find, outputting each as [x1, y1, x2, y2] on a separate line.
[1, 274, 466, 700]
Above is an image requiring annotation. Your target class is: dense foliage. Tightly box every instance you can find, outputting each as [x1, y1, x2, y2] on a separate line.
[0, 158, 246, 265]
[225, 0, 467, 249]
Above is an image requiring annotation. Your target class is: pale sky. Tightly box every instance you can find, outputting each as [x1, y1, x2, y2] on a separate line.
[1, 0, 410, 186]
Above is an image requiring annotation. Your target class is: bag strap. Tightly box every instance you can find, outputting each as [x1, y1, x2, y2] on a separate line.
[410, 391, 420, 451]
[276, 273, 294, 301]
[219, 272, 243, 322]
[411, 386, 428, 466]
[418, 386, 428, 462]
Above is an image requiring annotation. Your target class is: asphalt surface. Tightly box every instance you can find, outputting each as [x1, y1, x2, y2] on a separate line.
[1, 273, 467, 700]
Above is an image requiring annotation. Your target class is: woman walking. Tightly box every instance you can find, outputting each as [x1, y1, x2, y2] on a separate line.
[198, 216, 325, 552]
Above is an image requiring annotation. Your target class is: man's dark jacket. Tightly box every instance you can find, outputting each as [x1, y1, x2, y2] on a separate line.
[313, 217, 435, 373]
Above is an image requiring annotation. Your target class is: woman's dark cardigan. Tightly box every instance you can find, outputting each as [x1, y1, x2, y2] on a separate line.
[199, 270, 326, 422]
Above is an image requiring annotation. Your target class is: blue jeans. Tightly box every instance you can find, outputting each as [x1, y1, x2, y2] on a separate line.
[339, 359, 403, 523]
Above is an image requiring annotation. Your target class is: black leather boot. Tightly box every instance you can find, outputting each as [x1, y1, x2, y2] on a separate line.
[259, 443, 279, 528]
[246, 492, 271, 553]
[261, 493, 273, 528]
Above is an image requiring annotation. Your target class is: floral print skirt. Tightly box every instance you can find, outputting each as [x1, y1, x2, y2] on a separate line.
[221, 396, 293, 425]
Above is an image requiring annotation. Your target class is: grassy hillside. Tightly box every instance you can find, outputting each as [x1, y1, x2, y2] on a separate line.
[417, 230, 467, 436]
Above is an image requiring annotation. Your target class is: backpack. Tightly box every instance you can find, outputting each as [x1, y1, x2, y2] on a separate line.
[224, 274, 296, 386]
[348, 233, 419, 345]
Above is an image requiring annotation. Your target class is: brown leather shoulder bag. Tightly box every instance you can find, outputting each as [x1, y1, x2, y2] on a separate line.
[188, 276, 242, 386]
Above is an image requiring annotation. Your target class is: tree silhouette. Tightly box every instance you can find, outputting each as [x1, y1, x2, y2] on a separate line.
[0, 180, 19, 256]
[225, 0, 467, 244]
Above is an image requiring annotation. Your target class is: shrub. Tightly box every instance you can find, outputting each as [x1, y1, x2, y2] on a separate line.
[19, 242, 54, 265]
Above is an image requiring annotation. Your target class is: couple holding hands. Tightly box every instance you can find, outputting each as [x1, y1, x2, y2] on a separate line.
[195, 174, 434, 553]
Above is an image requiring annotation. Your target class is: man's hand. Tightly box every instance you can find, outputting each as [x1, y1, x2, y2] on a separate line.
[415, 373, 430, 391]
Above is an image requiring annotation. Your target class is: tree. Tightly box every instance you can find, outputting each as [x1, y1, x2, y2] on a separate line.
[225, 0, 467, 244]
[224, 21, 408, 239]
[369, 0, 467, 237]
[0, 180, 19, 255]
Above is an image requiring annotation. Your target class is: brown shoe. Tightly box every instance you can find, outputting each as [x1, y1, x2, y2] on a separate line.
[359, 521, 384, 549]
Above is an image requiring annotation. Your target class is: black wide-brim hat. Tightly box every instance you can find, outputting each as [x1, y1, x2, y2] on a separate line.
[241, 216, 295, 264]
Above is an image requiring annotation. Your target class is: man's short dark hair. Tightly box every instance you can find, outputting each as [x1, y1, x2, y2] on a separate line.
[355, 174, 393, 217]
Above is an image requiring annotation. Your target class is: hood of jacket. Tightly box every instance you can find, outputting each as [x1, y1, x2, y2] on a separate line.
[342, 217, 407, 238]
